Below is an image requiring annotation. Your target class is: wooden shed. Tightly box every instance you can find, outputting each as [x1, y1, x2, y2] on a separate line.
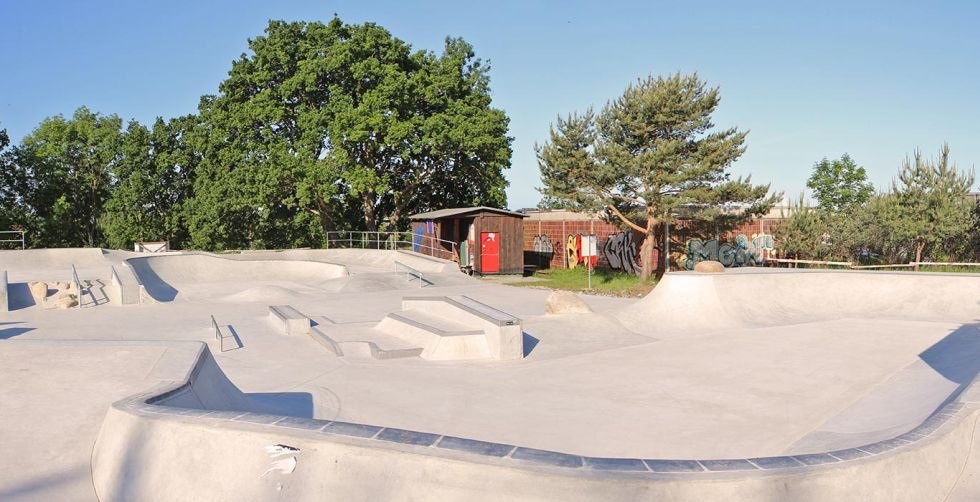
[409, 207, 527, 275]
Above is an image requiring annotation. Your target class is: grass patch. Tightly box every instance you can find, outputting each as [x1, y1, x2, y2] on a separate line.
[508, 267, 656, 297]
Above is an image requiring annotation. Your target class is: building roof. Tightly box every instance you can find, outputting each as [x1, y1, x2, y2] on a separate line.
[409, 206, 528, 220]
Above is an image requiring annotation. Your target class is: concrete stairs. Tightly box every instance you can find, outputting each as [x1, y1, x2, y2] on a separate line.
[280, 296, 523, 362]
[309, 320, 423, 360]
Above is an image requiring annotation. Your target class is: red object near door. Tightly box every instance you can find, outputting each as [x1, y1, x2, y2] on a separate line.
[481, 232, 499, 273]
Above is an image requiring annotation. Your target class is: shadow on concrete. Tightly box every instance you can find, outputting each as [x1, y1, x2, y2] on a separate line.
[523, 332, 540, 357]
[248, 392, 314, 418]
[83, 279, 110, 307]
[0, 462, 92, 501]
[7, 283, 36, 310]
[919, 322, 980, 407]
[0, 322, 33, 339]
[126, 258, 178, 301]
[224, 324, 244, 350]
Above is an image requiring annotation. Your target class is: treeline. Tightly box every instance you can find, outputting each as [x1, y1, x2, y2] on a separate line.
[0, 17, 512, 250]
[777, 148, 980, 265]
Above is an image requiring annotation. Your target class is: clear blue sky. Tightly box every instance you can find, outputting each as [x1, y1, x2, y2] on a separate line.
[2, 0, 978, 209]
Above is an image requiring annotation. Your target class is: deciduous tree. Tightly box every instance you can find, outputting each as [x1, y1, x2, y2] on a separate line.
[11, 107, 123, 247]
[806, 154, 874, 212]
[188, 18, 511, 250]
[100, 116, 198, 249]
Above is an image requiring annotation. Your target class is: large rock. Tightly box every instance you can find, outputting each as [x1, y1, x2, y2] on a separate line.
[53, 293, 79, 309]
[545, 290, 593, 314]
[29, 282, 49, 301]
[694, 260, 725, 273]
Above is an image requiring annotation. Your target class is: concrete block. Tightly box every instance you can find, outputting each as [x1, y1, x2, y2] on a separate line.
[401, 296, 524, 360]
[269, 305, 311, 335]
[644, 459, 704, 472]
[436, 436, 515, 457]
[108, 266, 140, 305]
[376, 428, 440, 447]
[583, 457, 648, 471]
[0, 270, 7, 312]
[322, 421, 382, 438]
[699, 459, 757, 471]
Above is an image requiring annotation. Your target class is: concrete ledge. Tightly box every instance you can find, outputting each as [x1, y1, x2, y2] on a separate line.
[377, 313, 488, 360]
[401, 296, 523, 360]
[108, 266, 140, 305]
[0, 270, 7, 312]
[269, 305, 312, 335]
[91, 343, 980, 501]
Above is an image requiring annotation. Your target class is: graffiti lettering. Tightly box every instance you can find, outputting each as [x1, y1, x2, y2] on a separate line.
[566, 235, 580, 268]
[603, 231, 641, 276]
[532, 235, 554, 254]
[684, 233, 775, 269]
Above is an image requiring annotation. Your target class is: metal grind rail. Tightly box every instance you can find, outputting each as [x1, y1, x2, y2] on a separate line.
[70, 264, 84, 309]
[210, 315, 227, 352]
[394, 260, 425, 288]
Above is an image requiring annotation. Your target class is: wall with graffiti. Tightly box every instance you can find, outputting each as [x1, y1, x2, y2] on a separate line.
[683, 233, 774, 269]
[522, 212, 781, 273]
[603, 231, 641, 275]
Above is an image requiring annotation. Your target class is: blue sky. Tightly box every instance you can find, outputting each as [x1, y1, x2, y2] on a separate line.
[2, 0, 978, 209]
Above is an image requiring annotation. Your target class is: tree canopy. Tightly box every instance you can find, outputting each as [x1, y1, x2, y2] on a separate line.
[186, 18, 511, 250]
[806, 154, 874, 212]
[7, 107, 124, 247]
[538, 72, 778, 278]
[99, 116, 198, 249]
[891, 144, 975, 267]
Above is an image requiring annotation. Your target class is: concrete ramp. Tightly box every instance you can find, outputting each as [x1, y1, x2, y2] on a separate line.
[90, 340, 980, 502]
[126, 253, 348, 302]
[617, 270, 980, 336]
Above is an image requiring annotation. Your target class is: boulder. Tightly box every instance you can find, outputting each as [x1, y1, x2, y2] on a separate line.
[53, 293, 79, 309]
[29, 282, 49, 301]
[694, 260, 725, 273]
[545, 290, 593, 314]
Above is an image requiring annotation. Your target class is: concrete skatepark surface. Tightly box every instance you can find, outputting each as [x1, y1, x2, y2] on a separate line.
[1, 247, 980, 500]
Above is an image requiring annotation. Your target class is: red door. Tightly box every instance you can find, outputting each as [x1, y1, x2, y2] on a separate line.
[481, 232, 499, 273]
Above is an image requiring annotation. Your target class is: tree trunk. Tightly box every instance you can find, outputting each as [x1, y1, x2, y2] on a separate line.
[914, 239, 925, 271]
[362, 192, 377, 232]
[639, 218, 657, 281]
[314, 197, 333, 248]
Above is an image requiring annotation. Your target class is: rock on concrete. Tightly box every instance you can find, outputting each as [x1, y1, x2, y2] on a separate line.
[693, 260, 725, 273]
[30, 281, 50, 301]
[54, 293, 78, 309]
[545, 290, 593, 314]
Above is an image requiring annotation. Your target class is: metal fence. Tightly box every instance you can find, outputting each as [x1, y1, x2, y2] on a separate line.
[324, 231, 456, 261]
[0, 230, 25, 249]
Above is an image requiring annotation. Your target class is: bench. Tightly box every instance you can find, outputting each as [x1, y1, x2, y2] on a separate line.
[269, 305, 311, 335]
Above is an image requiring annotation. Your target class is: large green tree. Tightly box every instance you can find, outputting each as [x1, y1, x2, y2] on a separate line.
[538, 73, 778, 279]
[100, 116, 198, 249]
[806, 154, 874, 212]
[187, 18, 511, 250]
[891, 144, 975, 268]
[0, 126, 21, 233]
[10, 107, 123, 247]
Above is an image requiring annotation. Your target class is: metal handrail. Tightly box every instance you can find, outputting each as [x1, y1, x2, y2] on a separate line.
[210, 315, 225, 352]
[394, 260, 424, 288]
[0, 230, 25, 249]
[324, 231, 457, 262]
[70, 264, 83, 310]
